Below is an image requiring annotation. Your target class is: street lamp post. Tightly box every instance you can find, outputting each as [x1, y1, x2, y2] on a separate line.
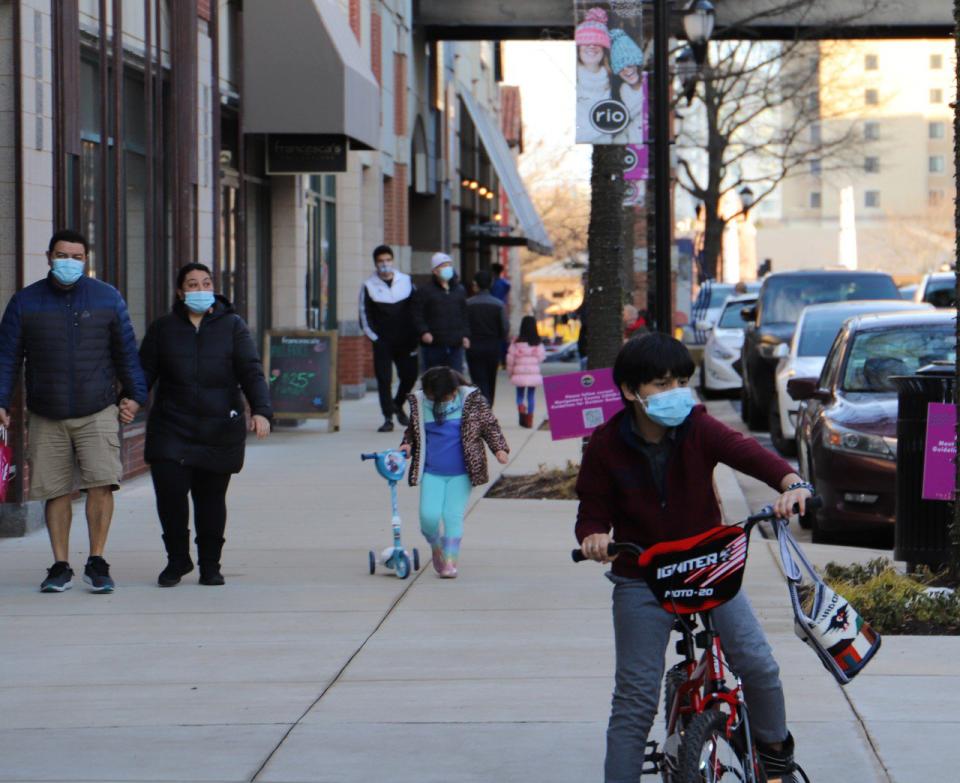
[652, 0, 715, 335]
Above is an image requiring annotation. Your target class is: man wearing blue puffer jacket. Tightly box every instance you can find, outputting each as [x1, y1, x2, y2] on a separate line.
[0, 230, 147, 593]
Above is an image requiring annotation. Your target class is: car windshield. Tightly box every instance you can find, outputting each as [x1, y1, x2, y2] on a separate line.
[923, 277, 956, 307]
[717, 300, 753, 329]
[841, 325, 956, 392]
[760, 275, 898, 325]
[695, 284, 734, 310]
[797, 311, 854, 356]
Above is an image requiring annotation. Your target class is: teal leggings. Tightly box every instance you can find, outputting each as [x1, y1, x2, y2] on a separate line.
[419, 472, 472, 542]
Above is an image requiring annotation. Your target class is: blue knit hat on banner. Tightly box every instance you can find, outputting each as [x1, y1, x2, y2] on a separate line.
[610, 29, 643, 75]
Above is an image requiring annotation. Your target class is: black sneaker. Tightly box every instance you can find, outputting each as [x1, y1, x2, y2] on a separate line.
[377, 419, 394, 433]
[394, 405, 410, 427]
[83, 556, 115, 593]
[758, 733, 804, 783]
[199, 564, 225, 586]
[158, 558, 194, 587]
[40, 561, 74, 592]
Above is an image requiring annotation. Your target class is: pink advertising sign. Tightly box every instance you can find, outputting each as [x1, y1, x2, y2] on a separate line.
[922, 402, 957, 501]
[543, 368, 625, 441]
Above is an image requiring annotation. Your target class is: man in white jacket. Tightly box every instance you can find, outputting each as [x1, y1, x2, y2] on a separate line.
[359, 245, 418, 432]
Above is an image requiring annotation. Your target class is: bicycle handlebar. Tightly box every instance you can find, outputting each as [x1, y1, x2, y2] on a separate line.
[571, 497, 823, 563]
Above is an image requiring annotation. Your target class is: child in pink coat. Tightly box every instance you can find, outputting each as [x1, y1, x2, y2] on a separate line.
[506, 316, 547, 428]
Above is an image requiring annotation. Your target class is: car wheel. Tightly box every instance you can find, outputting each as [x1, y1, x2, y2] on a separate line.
[699, 361, 716, 400]
[745, 385, 766, 431]
[769, 400, 797, 457]
[740, 385, 750, 424]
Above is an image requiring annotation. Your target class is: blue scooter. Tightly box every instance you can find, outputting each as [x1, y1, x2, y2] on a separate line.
[361, 450, 420, 579]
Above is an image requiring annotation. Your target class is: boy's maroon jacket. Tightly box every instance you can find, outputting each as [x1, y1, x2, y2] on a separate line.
[575, 405, 794, 579]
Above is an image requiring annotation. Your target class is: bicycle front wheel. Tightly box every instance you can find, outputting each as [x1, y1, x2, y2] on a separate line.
[675, 709, 753, 783]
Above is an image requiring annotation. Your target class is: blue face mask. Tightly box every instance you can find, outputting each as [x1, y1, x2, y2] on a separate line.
[51, 259, 85, 286]
[438, 266, 454, 282]
[639, 386, 695, 428]
[184, 291, 216, 314]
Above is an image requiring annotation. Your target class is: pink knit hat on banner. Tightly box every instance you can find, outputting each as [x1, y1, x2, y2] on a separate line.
[575, 7, 611, 49]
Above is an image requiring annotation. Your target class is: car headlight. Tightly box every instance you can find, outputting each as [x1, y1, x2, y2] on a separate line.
[709, 343, 737, 361]
[823, 420, 896, 461]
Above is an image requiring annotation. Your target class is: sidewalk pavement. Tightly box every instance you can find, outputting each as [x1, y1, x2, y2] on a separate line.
[0, 375, 956, 782]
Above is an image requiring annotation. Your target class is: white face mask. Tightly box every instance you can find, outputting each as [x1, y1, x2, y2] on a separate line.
[376, 262, 394, 277]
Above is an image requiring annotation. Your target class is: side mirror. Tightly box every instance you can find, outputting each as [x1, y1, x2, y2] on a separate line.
[740, 306, 757, 323]
[773, 343, 789, 359]
[695, 319, 713, 332]
[787, 377, 831, 402]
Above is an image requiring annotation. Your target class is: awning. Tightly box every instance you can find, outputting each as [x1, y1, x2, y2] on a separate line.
[243, 0, 379, 150]
[457, 83, 553, 256]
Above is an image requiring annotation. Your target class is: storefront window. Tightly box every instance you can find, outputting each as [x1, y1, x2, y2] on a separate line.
[306, 176, 337, 330]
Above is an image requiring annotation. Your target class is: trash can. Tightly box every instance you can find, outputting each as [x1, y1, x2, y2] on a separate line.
[891, 363, 956, 570]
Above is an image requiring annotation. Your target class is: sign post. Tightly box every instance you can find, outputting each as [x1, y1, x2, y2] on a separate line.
[264, 330, 340, 430]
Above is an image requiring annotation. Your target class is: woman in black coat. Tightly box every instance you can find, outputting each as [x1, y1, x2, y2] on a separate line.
[139, 263, 272, 587]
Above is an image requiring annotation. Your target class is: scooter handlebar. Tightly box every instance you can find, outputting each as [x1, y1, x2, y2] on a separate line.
[360, 452, 379, 461]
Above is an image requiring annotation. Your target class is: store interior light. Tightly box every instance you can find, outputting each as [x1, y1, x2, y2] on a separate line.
[478, 186, 488, 196]
[493, 212, 502, 221]
[461, 178, 471, 187]
[485, 191, 494, 200]
[469, 181, 479, 190]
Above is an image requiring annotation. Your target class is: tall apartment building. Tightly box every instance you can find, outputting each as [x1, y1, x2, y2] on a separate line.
[0, 0, 549, 519]
[757, 39, 955, 278]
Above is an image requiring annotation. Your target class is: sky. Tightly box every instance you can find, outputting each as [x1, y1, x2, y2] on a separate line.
[501, 41, 592, 191]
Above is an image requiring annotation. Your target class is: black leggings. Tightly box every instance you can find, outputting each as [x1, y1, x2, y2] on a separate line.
[151, 461, 232, 566]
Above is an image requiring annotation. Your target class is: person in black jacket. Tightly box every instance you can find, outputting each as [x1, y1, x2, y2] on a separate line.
[412, 253, 470, 373]
[0, 229, 147, 594]
[139, 263, 272, 587]
[466, 269, 509, 405]
[359, 244, 418, 433]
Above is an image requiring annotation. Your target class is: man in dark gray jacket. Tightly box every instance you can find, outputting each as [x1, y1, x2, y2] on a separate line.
[0, 230, 147, 594]
[466, 269, 508, 405]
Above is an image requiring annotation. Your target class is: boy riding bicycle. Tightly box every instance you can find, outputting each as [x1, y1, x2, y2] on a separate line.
[576, 334, 812, 783]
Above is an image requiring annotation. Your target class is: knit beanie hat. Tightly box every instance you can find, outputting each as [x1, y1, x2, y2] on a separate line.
[431, 252, 452, 269]
[575, 7, 611, 49]
[610, 29, 644, 74]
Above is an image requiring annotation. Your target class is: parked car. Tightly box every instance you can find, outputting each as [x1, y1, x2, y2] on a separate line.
[543, 342, 580, 363]
[914, 272, 956, 308]
[685, 280, 761, 344]
[699, 294, 757, 397]
[740, 269, 900, 431]
[898, 283, 918, 301]
[788, 309, 956, 543]
[770, 299, 933, 455]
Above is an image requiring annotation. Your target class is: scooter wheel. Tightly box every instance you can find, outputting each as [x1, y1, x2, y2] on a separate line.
[395, 552, 411, 579]
[368, 550, 376, 575]
[412, 548, 420, 571]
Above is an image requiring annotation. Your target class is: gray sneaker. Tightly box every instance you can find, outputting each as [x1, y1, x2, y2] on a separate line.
[83, 556, 115, 593]
[40, 561, 74, 592]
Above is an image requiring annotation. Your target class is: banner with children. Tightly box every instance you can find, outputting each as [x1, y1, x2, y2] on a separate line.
[574, 1, 647, 145]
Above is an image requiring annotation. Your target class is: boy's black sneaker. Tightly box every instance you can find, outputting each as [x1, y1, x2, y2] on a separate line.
[199, 565, 225, 586]
[83, 556, 115, 593]
[158, 558, 195, 587]
[758, 733, 805, 783]
[40, 561, 74, 592]
[377, 419, 394, 433]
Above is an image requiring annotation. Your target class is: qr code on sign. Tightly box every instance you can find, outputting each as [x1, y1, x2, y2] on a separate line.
[582, 407, 604, 429]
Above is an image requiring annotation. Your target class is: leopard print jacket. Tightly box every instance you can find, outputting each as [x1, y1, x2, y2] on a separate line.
[401, 386, 509, 487]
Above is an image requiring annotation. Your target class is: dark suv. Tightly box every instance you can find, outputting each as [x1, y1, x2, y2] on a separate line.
[739, 270, 899, 430]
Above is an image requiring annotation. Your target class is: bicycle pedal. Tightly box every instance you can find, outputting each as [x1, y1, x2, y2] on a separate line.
[642, 741, 662, 774]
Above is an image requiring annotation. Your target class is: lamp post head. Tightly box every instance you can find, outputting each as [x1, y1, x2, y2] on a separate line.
[739, 185, 755, 213]
[683, 0, 716, 45]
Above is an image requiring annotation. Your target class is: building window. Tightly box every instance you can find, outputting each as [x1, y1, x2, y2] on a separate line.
[306, 176, 337, 330]
[929, 155, 946, 173]
[931, 53, 943, 69]
[864, 190, 880, 208]
[809, 192, 822, 208]
[929, 189, 945, 205]
[865, 89, 879, 106]
[809, 159, 822, 175]
[864, 156, 880, 174]
[929, 121, 946, 139]
[930, 88, 943, 104]
[810, 122, 821, 145]
[864, 121, 880, 141]
[864, 53, 878, 70]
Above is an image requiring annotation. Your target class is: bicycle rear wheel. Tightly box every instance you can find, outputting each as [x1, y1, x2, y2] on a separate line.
[676, 709, 753, 783]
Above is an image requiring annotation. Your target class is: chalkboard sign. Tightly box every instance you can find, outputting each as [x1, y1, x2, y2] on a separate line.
[264, 330, 339, 428]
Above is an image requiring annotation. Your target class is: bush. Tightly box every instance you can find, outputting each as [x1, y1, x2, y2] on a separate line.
[817, 558, 960, 635]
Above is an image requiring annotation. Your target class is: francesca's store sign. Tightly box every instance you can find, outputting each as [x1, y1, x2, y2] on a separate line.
[267, 134, 348, 173]
[544, 368, 624, 440]
[574, 1, 647, 146]
[922, 402, 957, 501]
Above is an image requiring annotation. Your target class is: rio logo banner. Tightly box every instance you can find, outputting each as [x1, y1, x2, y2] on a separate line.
[574, 1, 647, 146]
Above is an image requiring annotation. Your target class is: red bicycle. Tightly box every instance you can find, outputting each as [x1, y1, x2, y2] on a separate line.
[573, 499, 820, 783]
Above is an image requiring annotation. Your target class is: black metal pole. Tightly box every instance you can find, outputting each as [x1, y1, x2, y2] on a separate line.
[653, 0, 672, 334]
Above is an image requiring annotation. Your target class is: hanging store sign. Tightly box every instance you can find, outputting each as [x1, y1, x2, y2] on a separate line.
[266, 134, 348, 174]
[574, 1, 646, 145]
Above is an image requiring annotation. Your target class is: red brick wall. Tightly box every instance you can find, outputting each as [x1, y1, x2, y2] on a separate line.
[382, 167, 409, 247]
[349, 0, 361, 41]
[370, 12, 382, 84]
[198, 0, 210, 20]
[339, 335, 373, 387]
[394, 52, 407, 136]
[121, 427, 148, 480]
[383, 175, 396, 244]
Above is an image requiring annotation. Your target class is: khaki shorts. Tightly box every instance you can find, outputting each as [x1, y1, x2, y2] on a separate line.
[28, 405, 122, 500]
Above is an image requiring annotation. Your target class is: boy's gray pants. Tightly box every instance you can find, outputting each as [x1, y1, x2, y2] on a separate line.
[604, 574, 788, 783]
